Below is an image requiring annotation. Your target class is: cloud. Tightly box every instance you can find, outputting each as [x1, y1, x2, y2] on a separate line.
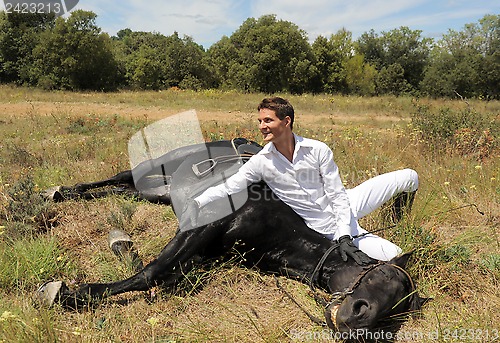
[251, 0, 430, 39]
[81, 0, 242, 46]
[74, 0, 499, 46]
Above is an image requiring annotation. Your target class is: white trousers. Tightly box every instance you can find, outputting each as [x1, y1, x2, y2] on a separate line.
[326, 169, 419, 261]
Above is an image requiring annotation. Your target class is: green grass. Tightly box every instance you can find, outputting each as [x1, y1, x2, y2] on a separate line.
[0, 235, 75, 290]
[0, 85, 498, 342]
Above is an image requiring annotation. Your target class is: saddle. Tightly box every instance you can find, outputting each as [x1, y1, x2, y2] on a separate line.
[169, 138, 262, 222]
[131, 138, 262, 218]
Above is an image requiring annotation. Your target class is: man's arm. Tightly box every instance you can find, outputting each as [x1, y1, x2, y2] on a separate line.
[179, 159, 262, 231]
[194, 160, 261, 207]
[317, 145, 353, 237]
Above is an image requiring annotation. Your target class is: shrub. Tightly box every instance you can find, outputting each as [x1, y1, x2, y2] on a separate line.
[2, 177, 58, 237]
[411, 105, 498, 160]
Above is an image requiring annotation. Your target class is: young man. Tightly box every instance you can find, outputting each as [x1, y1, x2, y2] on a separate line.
[180, 97, 418, 263]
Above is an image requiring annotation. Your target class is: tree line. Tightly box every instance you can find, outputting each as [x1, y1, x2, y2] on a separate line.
[0, 10, 498, 98]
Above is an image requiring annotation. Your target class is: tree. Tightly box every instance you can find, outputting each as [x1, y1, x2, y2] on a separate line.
[125, 44, 164, 89]
[208, 15, 317, 93]
[381, 27, 432, 90]
[0, 12, 55, 84]
[480, 15, 500, 98]
[312, 29, 353, 93]
[376, 63, 411, 95]
[356, 29, 384, 69]
[30, 10, 119, 90]
[357, 27, 432, 94]
[205, 36, 237, 89]
[421, 14, 500, 98]
[164, 33, 214, 90]
[344, 55, 377, 95]
[114, 30, 212, 90]
[312, 28, 377, 94]
[115, 30, 168, 89]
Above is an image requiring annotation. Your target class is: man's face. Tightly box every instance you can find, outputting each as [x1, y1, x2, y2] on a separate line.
[258, 108, 291, 143]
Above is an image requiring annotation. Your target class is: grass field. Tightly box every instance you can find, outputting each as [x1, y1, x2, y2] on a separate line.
[0, 85, 499, 342]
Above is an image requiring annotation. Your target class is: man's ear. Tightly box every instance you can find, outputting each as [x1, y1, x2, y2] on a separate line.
[284, 116, 292, 127]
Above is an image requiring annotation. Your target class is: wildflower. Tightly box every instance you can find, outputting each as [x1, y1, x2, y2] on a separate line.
[491, 177, 496, 181]
[474, 165, 482, 170]
[147, 316, 160, 326]
[470, 185, 476, 190]
[444, 182, 450, 186]
[0, 311, 16, 321]
[72, 327, 82, 336]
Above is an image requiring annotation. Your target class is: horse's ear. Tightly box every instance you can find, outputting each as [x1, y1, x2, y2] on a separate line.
[418, 296, 431, 308]
[409, 294, 432, 312]
[389, 251, 413, 269]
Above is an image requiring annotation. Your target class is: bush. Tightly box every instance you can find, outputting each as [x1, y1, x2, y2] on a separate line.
[411, 105, 498, 160]
[1, 177, 58, 238]
[480, 254, 500, 279]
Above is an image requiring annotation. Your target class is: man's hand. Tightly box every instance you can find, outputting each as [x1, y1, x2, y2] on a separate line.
[338, 235, 373, 265]
[179, 198, 200, 231]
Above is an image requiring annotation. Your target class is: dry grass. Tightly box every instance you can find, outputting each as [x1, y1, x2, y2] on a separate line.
[0, 85, 498, 342]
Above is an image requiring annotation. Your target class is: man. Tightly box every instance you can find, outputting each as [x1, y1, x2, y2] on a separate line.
[181, 97, 418, 263]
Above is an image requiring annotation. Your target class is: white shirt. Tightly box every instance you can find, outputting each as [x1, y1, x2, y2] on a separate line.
[195, 134, 353, 237]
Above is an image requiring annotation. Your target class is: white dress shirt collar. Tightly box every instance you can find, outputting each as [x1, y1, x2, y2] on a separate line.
[260, 134, 313, 157]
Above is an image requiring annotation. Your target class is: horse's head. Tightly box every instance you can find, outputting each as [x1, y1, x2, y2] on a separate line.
[325, 253, 428, 334]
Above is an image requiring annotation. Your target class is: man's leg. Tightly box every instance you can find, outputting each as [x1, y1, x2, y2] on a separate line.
[327, 224, 402, 261]
[333, 221, 401, 261]
[354, 233, 402, 261]
[346, 168, 418, 220]
[343, 169, 418, 261]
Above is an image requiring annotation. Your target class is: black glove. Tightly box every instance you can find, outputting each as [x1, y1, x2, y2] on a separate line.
[338, 235, 373, 265]
[178, 198, 200, 231]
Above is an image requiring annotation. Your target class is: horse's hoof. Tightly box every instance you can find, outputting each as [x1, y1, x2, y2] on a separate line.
[35, 281, 64, 307]
[42, 186, 64, 201]
[107, 229, 133, 249]
[107, 230, 144, 272]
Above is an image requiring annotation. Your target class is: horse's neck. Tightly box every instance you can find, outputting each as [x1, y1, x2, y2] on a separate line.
[320, 256, 366, 292]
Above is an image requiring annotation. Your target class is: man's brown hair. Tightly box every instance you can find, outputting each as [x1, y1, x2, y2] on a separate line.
[257, 97, 294, 130]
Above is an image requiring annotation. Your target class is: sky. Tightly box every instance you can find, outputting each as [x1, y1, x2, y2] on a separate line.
[4, 0, 499, 48]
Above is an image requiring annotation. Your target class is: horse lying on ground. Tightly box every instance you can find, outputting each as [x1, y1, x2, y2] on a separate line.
[40, 138, 427, 337]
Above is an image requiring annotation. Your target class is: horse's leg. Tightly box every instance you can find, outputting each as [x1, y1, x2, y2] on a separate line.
[67, 170, 135, 194]
[43, 170, 135, 201]
[108, 229, 144, 272]
[55, 225, 221, 309]
[44, 170, 172, 204]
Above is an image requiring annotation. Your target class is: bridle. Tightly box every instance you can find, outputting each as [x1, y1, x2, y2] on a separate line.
[276, 242, 416, 329]
[315, 245, 416, 329]
[323, 260, 416, 330]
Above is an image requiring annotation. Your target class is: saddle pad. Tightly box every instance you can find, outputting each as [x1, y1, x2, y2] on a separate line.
[169, 139, 262, 226]
[130, 138, 262, 202]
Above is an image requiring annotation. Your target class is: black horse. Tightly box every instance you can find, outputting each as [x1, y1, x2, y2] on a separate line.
[40, 138, 427, 338]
